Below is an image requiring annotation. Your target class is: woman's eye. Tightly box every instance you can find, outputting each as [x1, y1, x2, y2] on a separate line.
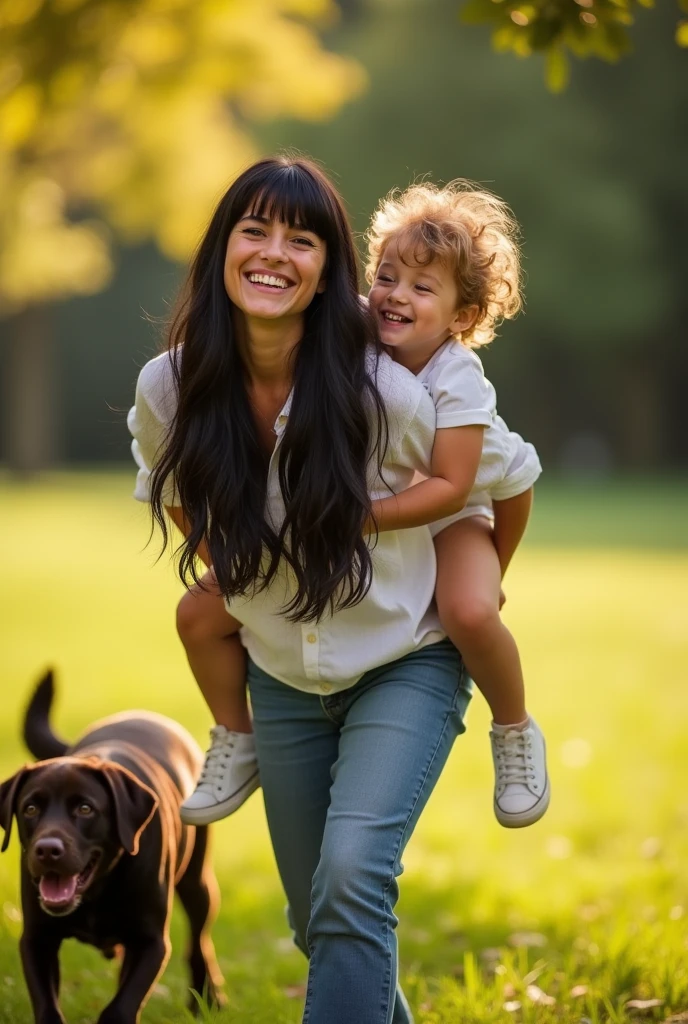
[23, 804, 38, 818]
[292, 236, 315, 247]
[242, 227, 264, 237]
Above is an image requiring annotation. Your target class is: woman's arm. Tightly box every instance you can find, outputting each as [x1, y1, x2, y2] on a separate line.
[165, 505, 212, 569]
[368, 425, 485, 533]
[491, 487, 533, 577]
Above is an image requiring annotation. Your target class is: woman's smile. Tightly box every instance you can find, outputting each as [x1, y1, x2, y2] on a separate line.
[244, 271, 295, 291]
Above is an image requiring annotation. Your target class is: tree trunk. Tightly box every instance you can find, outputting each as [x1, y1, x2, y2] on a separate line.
[2, 305, 61, 473]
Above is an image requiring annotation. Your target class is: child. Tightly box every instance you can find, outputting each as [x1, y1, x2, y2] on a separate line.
[176, 179, 548, 830]
[364, 180, 548, 827]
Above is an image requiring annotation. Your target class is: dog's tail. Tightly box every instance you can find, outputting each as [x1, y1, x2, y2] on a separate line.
[23, 670, 70, 760]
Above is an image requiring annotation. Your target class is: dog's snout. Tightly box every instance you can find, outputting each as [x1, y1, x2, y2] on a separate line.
[34, 837, 66, 863]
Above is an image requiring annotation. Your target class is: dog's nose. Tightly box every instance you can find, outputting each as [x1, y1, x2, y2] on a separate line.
[34, 837, 65, 863]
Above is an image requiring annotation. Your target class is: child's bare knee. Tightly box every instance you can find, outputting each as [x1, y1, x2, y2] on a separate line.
[440, 597, 498, 643]
[176, 589, 213, 644]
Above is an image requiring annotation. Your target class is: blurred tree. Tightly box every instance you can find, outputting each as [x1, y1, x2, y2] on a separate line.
[459, 0, 688, 90]
[0, 0, 364, 469]
[261, 0, 687, 469]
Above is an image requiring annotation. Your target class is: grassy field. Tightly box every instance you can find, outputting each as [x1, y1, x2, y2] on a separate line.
[0, 472, 686, 1023]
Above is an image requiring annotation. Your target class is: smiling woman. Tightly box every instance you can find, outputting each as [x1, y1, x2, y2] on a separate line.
[127, 154, 472, 1024]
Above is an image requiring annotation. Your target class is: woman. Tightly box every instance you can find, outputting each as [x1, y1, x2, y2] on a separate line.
[128, 155, 472, 1024]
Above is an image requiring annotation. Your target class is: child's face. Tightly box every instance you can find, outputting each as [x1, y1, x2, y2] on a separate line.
[368, 239, 474, 370]
[224, 212, 327, 323]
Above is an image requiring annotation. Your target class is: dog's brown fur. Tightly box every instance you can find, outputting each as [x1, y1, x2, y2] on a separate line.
[0, 672, 224, 1024]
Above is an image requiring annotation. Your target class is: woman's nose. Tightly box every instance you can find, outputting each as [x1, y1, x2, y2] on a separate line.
[261, 233, 288, 262]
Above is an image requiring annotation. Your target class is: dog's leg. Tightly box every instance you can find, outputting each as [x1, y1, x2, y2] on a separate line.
[19, 930, 65, 1024]
[175, 825, 225, 1011]
[96, 927, 170, 1024]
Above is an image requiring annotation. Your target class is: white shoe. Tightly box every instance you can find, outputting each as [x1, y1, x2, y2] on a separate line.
[180, 726, 260, 826]
[490, 717, 550, 828]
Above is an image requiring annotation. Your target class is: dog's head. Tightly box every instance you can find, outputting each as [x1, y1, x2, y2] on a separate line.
[0, 757, 159, 917]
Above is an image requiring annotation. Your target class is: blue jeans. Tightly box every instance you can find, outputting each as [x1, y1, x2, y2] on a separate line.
[247, 639, 472, 1024]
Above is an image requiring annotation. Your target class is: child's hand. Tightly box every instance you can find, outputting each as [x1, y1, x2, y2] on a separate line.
[499, 587, 506, 610]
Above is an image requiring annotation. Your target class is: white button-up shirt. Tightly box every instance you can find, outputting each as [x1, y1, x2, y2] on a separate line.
[128, 349, 445, 694]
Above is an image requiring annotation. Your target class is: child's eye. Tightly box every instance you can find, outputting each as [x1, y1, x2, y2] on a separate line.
[415, 284, 432, 293]
[376, 275, 394, 283]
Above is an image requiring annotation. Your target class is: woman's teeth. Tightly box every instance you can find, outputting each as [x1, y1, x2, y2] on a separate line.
[247, 273, 290, 289]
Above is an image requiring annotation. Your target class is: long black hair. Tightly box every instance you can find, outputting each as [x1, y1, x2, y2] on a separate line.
[149, 155, 388, 622]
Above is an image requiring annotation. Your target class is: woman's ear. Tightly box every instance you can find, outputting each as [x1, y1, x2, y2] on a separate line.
[316, 275, 327, 294]
[450, 304, 479, 336]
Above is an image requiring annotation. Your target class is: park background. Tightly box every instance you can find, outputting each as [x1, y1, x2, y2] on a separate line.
[0, 0, 687, 1021]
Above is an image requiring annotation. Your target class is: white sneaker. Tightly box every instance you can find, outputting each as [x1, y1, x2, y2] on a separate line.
[180, 726, 260, 826]
[490, 717, 550, 828]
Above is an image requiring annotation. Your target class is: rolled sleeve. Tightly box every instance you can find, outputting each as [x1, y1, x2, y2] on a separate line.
[491, 436, 542, 501]
[127, 353, 179, 505]
[432, 354, 495, 430]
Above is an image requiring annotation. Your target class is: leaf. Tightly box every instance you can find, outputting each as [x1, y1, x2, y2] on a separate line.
[545, 46, 570, 92]
[492, 24, 520, 53]
[676, 20, 688, 45]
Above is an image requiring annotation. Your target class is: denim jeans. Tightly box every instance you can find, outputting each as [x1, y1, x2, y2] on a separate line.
[247, 638, 472, 1024]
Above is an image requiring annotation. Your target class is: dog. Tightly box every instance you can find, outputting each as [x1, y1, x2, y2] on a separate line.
[0, 671, 225, 1024]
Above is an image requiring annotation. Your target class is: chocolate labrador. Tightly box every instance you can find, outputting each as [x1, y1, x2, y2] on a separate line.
[0, 671, 225, 1024]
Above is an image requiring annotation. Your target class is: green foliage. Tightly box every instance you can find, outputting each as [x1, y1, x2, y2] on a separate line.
[458, 0, 684, 87]
[258, 0, 687, 468]
[0, 0, 364, 311]
[0, 472, 687, 1020]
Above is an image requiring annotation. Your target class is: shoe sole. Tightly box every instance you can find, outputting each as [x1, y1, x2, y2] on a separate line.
[494, 776, 551, 829]
[179, 772, 261, 827]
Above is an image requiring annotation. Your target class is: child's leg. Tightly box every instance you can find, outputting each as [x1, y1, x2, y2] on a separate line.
[176, 571, 259, 825]
[434, 516, 549, 828]
[176, 571, 250, 732]
[434, 516, 525, 725]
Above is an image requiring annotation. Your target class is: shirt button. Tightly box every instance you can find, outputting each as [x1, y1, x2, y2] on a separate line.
[319, 683, 332, 694]
[306, 633, 317, 644]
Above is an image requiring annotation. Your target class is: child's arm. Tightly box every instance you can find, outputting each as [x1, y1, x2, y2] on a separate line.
[491, 487, 533, 578]
[165, 505, 212, 568]
[368, 424, 485, 533]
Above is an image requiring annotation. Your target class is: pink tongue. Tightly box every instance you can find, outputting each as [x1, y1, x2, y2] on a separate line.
[39, 874, 78, 904]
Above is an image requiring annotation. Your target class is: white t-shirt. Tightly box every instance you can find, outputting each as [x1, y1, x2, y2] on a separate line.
[128, 348, 446, 694]
[417, 340, 541, 533]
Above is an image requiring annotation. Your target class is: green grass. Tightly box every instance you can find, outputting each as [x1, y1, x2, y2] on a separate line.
[0, 472, 686, 1023]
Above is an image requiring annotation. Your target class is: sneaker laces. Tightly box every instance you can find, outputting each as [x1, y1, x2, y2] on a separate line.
[195, 727, 235, 795]
[493, 729, 535, 788]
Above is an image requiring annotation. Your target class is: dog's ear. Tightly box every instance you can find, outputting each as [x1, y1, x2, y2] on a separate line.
[97, 764, 159, 856]
[0, 766, 33, 853]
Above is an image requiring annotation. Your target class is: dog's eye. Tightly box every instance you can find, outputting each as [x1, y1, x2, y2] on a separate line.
[23, 804, 38, 818]
[76, 803, 94, 816]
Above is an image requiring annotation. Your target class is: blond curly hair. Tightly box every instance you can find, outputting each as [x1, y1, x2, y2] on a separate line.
[365, 180, 523, 348]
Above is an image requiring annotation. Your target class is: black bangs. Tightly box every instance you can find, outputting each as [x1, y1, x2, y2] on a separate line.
[229, 160, 337, 245]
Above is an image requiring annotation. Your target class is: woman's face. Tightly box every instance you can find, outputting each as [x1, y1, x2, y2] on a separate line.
[224, 212, 327, 322]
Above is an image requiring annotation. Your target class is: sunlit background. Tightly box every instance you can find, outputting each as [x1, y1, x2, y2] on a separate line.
[0, 1, 686, 1021]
